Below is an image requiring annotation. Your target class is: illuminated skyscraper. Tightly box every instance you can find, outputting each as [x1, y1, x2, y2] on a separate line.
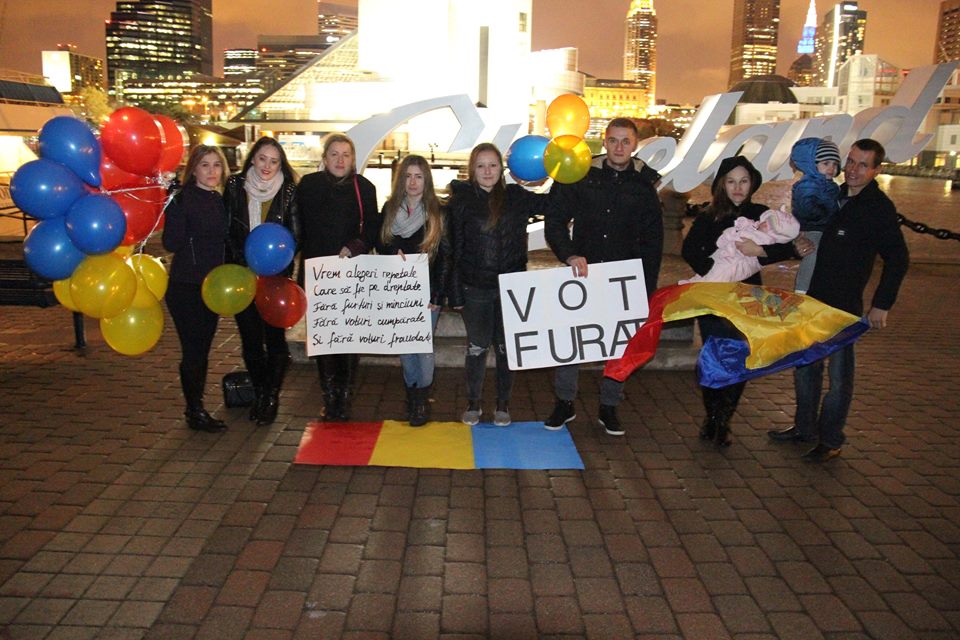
[813, 2, 867, 87]
[934, 0, 960, 63]
[105, 0, 212, 95]
[318, 2, 359, 46]
[798, 0, 817, 54]
[224, 49, 258, 77]
[728, 0, 781, 88]
[623, 0, 657, 106]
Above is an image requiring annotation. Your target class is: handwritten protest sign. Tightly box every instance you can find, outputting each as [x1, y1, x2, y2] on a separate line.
[305, 254, 433, 357]
[498, 259, 649, 370]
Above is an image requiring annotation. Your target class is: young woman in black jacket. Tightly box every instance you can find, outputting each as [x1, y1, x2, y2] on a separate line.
[448, 143, 545, 427]
[681, 155, 796, 447]
[223, 137, 300, 426]
[296, 133, 380, 420]
[162, 145, 230, 433]
[374, 154, 451, 426]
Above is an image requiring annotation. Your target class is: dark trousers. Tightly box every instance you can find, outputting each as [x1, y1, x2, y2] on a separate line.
[461, 285, 513, 407]
[235, 302, 289, 390]
[794, 344, 855, 449]
[166, 280, 219, 410]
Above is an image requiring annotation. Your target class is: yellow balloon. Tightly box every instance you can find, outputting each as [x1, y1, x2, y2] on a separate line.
[543, 135, 593, 184]
[129, 254, 168, 300]
[202, 264, 257, 316]
[546, 94, 591, 138]
[69, 253, 138, 319]
[100, 300, 164, 356]
[53, 277, 80, 312]
[131, 274, 159, 308]
[114, 245, 135, 257]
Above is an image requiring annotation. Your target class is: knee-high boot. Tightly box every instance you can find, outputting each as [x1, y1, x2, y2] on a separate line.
[699, 386, 724, 440]
[257, 353, 290, 426]
[180, 361, 226, 433]
[332, 354, 358, 421]
[246, 355, 268, 422]
[317, 356, 338, 420]
[713, 382, 745, 448]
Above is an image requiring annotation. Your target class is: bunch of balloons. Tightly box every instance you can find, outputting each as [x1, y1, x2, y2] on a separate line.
[507, 94, 593, 185]
[10, 108, 185, 356]
[201, 222, 306, 330]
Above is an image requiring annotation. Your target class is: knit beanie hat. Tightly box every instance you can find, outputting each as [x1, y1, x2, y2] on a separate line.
[815, 140, 841, 166]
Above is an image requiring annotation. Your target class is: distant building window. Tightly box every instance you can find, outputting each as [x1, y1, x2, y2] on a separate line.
[952, 135, 957, 145]
[519, 12, 528, 33]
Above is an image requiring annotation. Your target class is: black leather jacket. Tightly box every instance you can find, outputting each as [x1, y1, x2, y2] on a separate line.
[223, 174, 300, 274]
[447, 180, 545, 306]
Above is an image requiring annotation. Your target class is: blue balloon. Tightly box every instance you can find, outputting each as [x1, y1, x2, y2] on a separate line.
[38, 116, 102, 187]
[507, 135, 550, 182]
[10, 158, 87, 220]
[65, 194, 127, 255]
[244, 223, 295, 276]
[23, 218, 85, 281]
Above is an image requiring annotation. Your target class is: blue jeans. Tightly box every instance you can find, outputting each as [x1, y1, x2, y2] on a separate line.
[400, 308, 441, 388]
[793, 344, 855, 449]
[461, 285, 513, 407]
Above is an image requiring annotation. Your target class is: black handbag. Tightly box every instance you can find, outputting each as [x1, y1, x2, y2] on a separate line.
[222, 371, 255, 408]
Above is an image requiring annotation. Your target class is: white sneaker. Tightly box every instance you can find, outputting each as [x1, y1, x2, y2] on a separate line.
[493, 410, 511, 427]
[461, 407, 481, 425]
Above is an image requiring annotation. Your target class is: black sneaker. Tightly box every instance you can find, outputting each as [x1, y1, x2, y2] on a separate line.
[767, 426, 814, 443]
[598, 405, 624, 436]
[544, 399, 575, 430]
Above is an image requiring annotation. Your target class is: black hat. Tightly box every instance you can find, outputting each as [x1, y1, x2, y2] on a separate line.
[711, 155, 762, 196]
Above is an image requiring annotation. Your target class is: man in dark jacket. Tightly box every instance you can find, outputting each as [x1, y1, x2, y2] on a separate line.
[543, 117, 664, 436]
[769, 138, 909, 462]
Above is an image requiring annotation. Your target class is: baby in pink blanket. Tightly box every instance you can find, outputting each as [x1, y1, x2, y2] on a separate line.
[681, 208, 800, 284]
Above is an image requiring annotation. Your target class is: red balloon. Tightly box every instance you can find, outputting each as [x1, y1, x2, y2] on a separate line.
[100, 154, 150, 191]
[100, 107, 162, 177]
[154, 115, 185, 174]
[255, 276, 306, 329]
[111, 186, 167, 245]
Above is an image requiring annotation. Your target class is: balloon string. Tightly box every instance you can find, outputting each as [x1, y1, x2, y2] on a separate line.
[101, 175, 175, 256]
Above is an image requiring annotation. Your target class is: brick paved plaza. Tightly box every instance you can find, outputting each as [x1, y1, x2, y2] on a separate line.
[0, 258, 957, 639]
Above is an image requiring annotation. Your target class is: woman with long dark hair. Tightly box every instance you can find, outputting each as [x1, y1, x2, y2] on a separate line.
[681, 155, 795, 447]
[162, 145, 230, 433]
[224, 137, 300, 426]
[297, 133, 380, 421]
[375, 154, 451, 425]
[448, 143, 545, 427]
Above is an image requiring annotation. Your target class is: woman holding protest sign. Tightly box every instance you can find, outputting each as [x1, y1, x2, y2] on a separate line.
[681, 155, 796, 447]
[163, 145, 230, 433]
[224, 137, 300, 426]
[375, 155, 451, 426]
[448, 143, 546, 427]
[297, 133, 380, 421]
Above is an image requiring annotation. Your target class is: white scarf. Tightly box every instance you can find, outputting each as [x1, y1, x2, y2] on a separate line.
[243, 166, 283, 230]
[392, 199, 426, 239]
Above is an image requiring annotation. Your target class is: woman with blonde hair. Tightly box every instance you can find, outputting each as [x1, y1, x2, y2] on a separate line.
[162, 145, 231, 432]
[223, 136, 300, 426]
[448, 142, 545, 427]
[297, 132, 380, 420]
[375, 154, 451, 425]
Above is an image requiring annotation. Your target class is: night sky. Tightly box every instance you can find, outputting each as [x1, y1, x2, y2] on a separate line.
[0, 0, 945, 104]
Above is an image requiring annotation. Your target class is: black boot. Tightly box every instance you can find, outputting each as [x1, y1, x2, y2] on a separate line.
[404, 384, 417, 423]
[180, 362, 226, 433]
[331, 354, 357, 421]
[333, 387, 352, 421]
[317, 357, 338, 421]
[699, 386, 723, 441]
[713, 383, 744, 448]
[246, 356, 267, 422]
[257, 353, 290, 426]
[408, 385, 428, 427]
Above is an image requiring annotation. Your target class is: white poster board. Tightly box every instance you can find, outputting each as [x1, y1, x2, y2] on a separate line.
[304, 254, 433, 356]
[498, 259, 649, 370]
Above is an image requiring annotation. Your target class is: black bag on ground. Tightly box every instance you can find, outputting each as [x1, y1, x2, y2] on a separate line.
[222, 371, 255, 407]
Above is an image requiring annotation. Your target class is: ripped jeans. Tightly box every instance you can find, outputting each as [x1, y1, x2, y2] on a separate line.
[461, 284, 513, 408]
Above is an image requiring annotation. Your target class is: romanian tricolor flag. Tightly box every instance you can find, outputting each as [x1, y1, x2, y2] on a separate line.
[294, 420, 584, 470]
[604, 282, 869, 388]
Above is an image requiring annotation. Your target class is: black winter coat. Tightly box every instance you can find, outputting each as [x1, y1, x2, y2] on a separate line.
[545, 158, 664, 297]
[447, 180, 545, 306]
[223, 174, 300, 275]
[681, 201, 797, 286]
[807, 180, 909, 315]
[297, 171, 379, 261]
[162, 183, 227, 285]
[373, 204, 453, 307]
